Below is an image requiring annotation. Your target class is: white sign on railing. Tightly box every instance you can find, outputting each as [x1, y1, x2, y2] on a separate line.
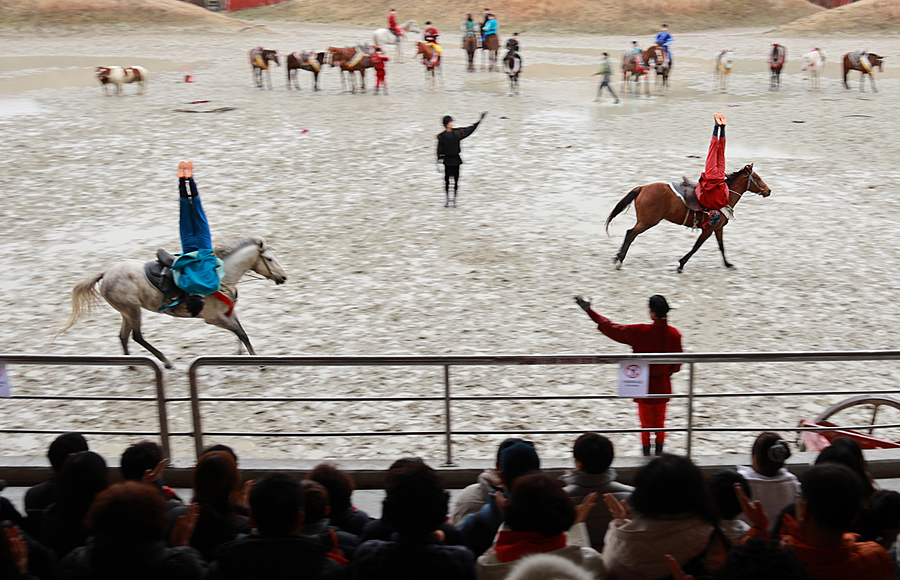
[618, 361, 649, 398]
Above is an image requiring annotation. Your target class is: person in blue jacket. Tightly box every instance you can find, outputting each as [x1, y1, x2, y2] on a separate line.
[173, 161, 222, 317]
[481, 14, 498, 44]
[654, 24, 673, 66]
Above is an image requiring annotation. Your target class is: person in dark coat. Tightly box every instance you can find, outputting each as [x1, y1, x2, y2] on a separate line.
[25, 433, 89, 540]
[206, 474, 344, 580]
[354, 463, 475, 580]
[43, 451, 109, 560]
[307, 464, 371, 536]
[298, 480, 358, 564]
[575, 294, 683, 457]
[168, 451, 250, 562]
[436, 112, 487, 208]
[59, 482, 206, 580]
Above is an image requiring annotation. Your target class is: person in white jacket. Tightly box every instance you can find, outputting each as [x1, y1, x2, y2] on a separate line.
[476, 473, 604, 580]
[602, 455, 722, 580]
[736, 432, 800, 526]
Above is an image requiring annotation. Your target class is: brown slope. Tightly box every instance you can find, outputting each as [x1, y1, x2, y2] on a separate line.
[0, 0, 242, 27]
[777, 0, 900, 34]
[234, 0, 823, 34]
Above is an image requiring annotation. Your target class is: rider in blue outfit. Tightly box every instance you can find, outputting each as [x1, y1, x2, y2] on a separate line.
[173, 162, 222, 317]
[654, 24, 673, 66]
[481, 14, 497, 43]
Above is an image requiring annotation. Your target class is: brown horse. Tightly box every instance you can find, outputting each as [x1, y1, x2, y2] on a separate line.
[769, 44, 786, 90]
[622, 51, 650, 96]
[249, 47, 279, 89]
[482, 33, 499, 71]
[328, 46, 372, 93]
[605, 165, 771, 272]
[843, 51, 884, 92]
[464, 35, 478, 72]
[416, 42, 444, 89]
[643, 45, 670, 93]
[287, 51, 326, 91]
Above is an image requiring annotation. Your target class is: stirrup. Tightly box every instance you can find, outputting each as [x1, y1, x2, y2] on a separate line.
[707, 210, 721, 227]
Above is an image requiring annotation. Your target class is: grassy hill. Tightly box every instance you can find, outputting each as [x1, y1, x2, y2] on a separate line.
[777, 0, 900, 34]
[0, 0, 242, 27]
[234, 0, 824, 34]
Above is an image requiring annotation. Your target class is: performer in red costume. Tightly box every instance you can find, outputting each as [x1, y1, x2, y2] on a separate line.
[388, 8, 403, 38]
[696, 113, 730, 226]
[575, 294, 683, 457]
[372, 48, 389, 94]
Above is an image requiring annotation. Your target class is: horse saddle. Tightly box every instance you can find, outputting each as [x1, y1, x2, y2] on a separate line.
[144, 248, 184, 303]
[669, 177, 702, 211]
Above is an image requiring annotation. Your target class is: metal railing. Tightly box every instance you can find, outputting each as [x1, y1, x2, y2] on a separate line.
[0, 355, 173, 458]
[188, 350, 900, 464]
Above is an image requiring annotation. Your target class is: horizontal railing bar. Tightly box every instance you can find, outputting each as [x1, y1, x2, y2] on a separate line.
[7, 396, 162, 401]
[0, 355, 162, 367]
[189, 350, 900, 369]
[0, 429, 167, 436]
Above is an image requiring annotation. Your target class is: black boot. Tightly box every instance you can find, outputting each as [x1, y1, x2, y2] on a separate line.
[642, 445, 651, 457]
[655, 443, 664, 456]
[186, 295, 205, 317]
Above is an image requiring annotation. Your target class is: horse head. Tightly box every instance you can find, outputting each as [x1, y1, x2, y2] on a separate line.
[266, 50, 280, 67]
[742, 164, 771, 197]
[870, 53, 884, 72]
[251, 238, 287, 285]
[405, 20, 421, 33]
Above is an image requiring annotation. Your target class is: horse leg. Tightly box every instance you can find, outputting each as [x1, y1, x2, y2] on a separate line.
[714, 227, 734, 269]
[677, 228, 714, 273]
[614, 221, 655, 270]
[119, 318, 132, 355]
[209, 314, 257, 356]
[127, 312, 173, 369]
[870, 74, 877, 93]
[843, 67, 849, 89]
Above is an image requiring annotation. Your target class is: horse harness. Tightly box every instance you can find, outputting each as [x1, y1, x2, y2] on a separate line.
[145, 248, 236, 316]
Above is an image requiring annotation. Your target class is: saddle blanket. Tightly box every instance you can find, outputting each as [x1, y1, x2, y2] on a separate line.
[251, 48, 268, 70]
[295, 52, 320, 72]
[347, 50, 365, 68]
[849, 51, 871, 72]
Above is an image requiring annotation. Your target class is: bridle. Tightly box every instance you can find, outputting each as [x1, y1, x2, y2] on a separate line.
[728, 166, 763, 198]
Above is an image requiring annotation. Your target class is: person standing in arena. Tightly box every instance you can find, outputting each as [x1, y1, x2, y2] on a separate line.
[575, 295, 683, 457]
[436, 111, 486, 208]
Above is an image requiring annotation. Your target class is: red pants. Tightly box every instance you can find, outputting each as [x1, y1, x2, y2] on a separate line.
[697, 136, 729, 211]
[376, 71, 386, 89]
[637, 402, 667, 446]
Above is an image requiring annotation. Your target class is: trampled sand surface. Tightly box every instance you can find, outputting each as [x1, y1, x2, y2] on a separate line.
[1, 24, 900, 464]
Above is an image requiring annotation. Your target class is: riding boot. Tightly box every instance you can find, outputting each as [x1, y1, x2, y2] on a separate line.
[655, 443, 664, 456]
[186, 295, 205, 317]
[642, 445, 651, 457]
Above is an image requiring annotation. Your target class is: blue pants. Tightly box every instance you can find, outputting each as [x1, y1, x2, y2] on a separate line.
[179, 178, 211, 253]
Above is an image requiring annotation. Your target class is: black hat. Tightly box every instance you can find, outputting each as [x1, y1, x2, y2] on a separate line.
[442, 115, 453, 125]
[649, 295, 670, 317]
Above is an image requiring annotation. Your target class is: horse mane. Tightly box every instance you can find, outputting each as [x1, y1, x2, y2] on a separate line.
[725, 168, 749, 182]
[214, 236, 264, 258]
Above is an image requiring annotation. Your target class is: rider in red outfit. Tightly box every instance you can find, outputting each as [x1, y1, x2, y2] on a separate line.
[424, 22, 440, 44]
[388, 9, 403, 37]
[696, 113, 730, 225]
[372, 49, 389, 94]
[575, 295, 683, 457]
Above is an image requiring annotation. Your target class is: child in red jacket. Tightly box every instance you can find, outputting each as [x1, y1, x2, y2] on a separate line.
[372, 48, 389, 95]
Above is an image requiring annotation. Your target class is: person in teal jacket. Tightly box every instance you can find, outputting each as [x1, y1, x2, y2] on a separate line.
[172, 161, 223, 317]
[481, 14, 497, 43]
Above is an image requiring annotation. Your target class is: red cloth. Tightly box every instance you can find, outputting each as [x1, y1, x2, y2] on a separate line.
[371, 54, 389, 70]
[494, 530, 568, 563]
[747, 515, 894, 580]
[587, 311, 683, 405]
[697, 136, 730, 211]
[638, 401, 667, 446]
[425, 26, 439, 37]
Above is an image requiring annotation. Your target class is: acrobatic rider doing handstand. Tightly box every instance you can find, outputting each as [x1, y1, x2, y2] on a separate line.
[696, 113, 730, 227]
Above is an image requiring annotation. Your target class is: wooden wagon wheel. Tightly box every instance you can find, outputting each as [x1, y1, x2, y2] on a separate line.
[798, 395, 900, 450]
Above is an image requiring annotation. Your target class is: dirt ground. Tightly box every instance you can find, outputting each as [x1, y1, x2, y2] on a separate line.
[1, 24, 900, 464]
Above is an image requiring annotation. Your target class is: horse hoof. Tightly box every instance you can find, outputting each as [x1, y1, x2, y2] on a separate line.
[615, 260, 623, 270]
[164, 363, 174, 370]
[726, 264, 736, 270]
[676, 267, 683, 274]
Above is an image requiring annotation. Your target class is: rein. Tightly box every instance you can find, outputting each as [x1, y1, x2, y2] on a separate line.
[727, 167, 761, 197]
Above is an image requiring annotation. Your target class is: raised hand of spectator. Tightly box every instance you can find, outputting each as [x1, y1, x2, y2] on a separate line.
[492, 490, 507, 516]
[171, 502, 200, 547]
[665, 555, 694, 580]
[603, 493, 631, 521]
[735, 482, 768, 532]
[238, 479, 255, 509]
[5, 526, 27, 574]
[574, 295, 591, 312]
[141, 458, 168, 484]
[574, 492, 598, 525]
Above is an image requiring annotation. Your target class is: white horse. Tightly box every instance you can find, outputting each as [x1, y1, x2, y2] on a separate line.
[96, 66, 149, 96]
[57, 237, 287, 369]
[804, 48, 827, 91]
[714, 49, 735, 92]
[373, 20, 421, 61]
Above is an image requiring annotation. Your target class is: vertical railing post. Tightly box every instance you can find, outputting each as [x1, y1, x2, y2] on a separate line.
[188, 359, 205, 459]
[686, 362, 695, 458]
[150, 360, 172, 459]
[442, 364, 455, 466]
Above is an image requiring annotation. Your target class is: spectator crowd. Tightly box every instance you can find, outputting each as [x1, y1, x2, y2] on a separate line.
[2, 430, 899, 579]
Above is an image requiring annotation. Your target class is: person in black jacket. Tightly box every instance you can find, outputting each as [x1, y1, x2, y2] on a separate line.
[436, 112, 486, 208]
[207, 475, 344, 580]
[25, 433, 89, 540]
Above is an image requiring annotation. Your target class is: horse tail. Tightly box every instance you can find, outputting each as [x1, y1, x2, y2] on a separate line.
[54, 271, 104, 341]
[605, 187, 642, 235]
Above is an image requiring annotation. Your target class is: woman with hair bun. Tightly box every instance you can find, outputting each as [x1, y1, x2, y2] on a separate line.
[737, 432, 800, 525]
[574, 294, 683, 457]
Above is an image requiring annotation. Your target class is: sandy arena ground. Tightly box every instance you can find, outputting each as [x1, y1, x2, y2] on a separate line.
[2, 24, 900, 464]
